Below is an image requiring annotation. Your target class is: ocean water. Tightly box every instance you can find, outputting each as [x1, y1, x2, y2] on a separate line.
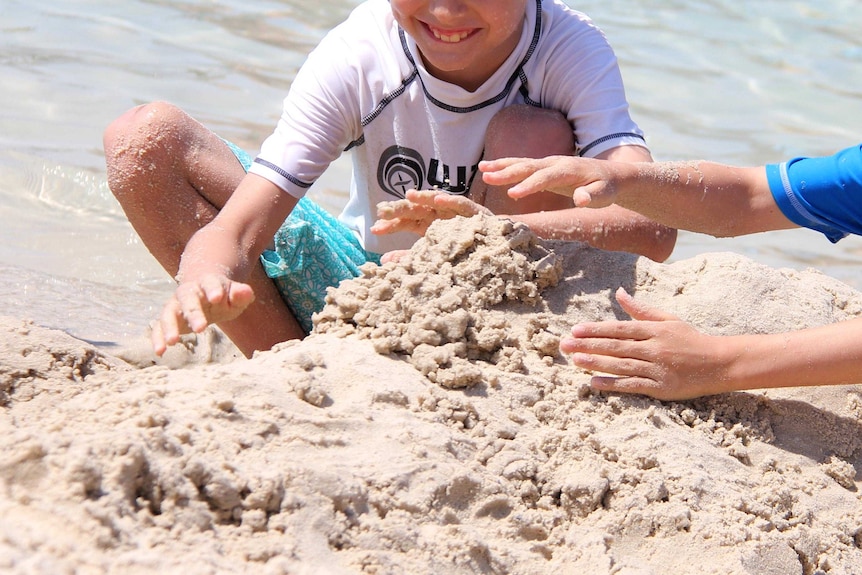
[1, 0, 860, 346]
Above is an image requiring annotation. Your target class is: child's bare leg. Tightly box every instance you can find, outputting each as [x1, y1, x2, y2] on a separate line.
[472, 104, 575, 215]
[103, 101, 305, 357]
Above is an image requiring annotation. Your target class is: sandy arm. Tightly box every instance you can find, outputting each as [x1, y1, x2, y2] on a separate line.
[562, 288, 862, 400]
[153, 174, 299, 354]
[481, 156, 797, 238]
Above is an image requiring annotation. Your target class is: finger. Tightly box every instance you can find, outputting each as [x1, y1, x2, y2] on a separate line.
[478, 158, 535, 187]
[563, 331, 673, 365]
[570, 351, 659, 380]
[375, 200, 401, 219]
[566, 320, 662, 342]
[174, 284, 211, 333]
[375, 200, 437, 232]
[503, 169, 558, 198]
[510, 168, 581, 200]
[370, 218, 400, 235]
[199, 275, 230, 306]
[376, 198, 431, 219]
[150, 320, 168, 357]
[196, 277, 254, 325]
[572, 188, 593, 208]
[571, 181, 616, 208]
[405, 189, 448, 205]
[227, 282, 255, 310]
[560, 334, 649, 358]
[157, 298, 186, 349]
[614, 288, 680, 322]
[589, 375, 664, 398]
[479, 157, 548, 185]
[371, 217, 428, 236]
[478, 157, 528, 174]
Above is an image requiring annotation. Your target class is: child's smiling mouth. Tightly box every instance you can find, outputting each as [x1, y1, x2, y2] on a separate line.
[426, 24, 476, 43]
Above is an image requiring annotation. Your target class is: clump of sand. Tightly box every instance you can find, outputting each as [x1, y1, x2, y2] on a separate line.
[2, 214, 861, 574]
[316, 216, 565, 388]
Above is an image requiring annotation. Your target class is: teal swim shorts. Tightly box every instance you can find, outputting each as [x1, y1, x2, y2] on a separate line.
[224, 140, 382, 334]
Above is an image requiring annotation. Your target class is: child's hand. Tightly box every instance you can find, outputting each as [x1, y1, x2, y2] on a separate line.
[479, 156, 619, 208]
[371, 189, 492, 236]
[151, 274, 255, 356]
[561, 287, 730, 400]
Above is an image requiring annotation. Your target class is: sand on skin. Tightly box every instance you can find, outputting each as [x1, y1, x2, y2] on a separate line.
[1, 214, 861, 574]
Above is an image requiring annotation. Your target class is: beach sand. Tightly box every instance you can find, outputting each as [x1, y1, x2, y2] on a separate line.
[2, 214, 861, 574]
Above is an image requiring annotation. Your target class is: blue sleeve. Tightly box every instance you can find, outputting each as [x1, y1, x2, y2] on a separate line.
[766, 143, 862, 243]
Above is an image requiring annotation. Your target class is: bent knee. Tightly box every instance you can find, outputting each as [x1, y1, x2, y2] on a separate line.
[103, 102, 190, 195]
[103, 101, 186, 153]
[484, 104, 574, 159]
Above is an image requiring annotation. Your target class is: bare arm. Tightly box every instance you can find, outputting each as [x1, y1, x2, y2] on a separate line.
[562, 288, 862, 400]
[480, 156, 798, 237]
[154, 173, 298, 354]
[506, 204, 677, 261]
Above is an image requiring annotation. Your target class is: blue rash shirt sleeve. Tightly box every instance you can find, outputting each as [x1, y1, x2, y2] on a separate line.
[765, 143, 862, 243]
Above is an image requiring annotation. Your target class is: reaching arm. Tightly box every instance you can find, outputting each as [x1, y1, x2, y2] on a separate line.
[373, 146, 677, 262]
[563, 288, 862, 400]
[153, 173, 298, 354]
[480, 156, 798, 237]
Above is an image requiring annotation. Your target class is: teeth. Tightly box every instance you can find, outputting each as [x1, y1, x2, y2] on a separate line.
[431, 28, 470, 43]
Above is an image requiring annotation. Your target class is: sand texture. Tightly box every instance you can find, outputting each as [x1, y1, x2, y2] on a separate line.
[2, 214, 862, 574]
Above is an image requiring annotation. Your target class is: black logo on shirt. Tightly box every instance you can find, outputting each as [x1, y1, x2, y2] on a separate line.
[377, 146, 425, 199]
[377, 145, 476, 198]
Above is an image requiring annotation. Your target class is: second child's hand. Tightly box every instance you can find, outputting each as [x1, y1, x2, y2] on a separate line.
[479, 156, 622, 208]
[561, 287, 731, 400]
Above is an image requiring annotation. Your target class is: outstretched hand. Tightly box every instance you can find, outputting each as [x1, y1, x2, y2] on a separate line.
[371, 189, 493, 236]
[561, 287, 731, 400]
[151, 274, 255, 356]
[479, 156, 620, 208]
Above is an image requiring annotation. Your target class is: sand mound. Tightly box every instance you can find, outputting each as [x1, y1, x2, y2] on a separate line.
[2, 215, 861, 574]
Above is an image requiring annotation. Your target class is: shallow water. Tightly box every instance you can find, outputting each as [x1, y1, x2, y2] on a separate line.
[1, 0, 860, 345]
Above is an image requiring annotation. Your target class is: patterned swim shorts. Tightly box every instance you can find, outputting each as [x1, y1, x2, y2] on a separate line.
[224, 140, 381, 334]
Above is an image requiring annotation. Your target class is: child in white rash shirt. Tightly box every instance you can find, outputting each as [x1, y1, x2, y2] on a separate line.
[103, 0, 675, 358]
